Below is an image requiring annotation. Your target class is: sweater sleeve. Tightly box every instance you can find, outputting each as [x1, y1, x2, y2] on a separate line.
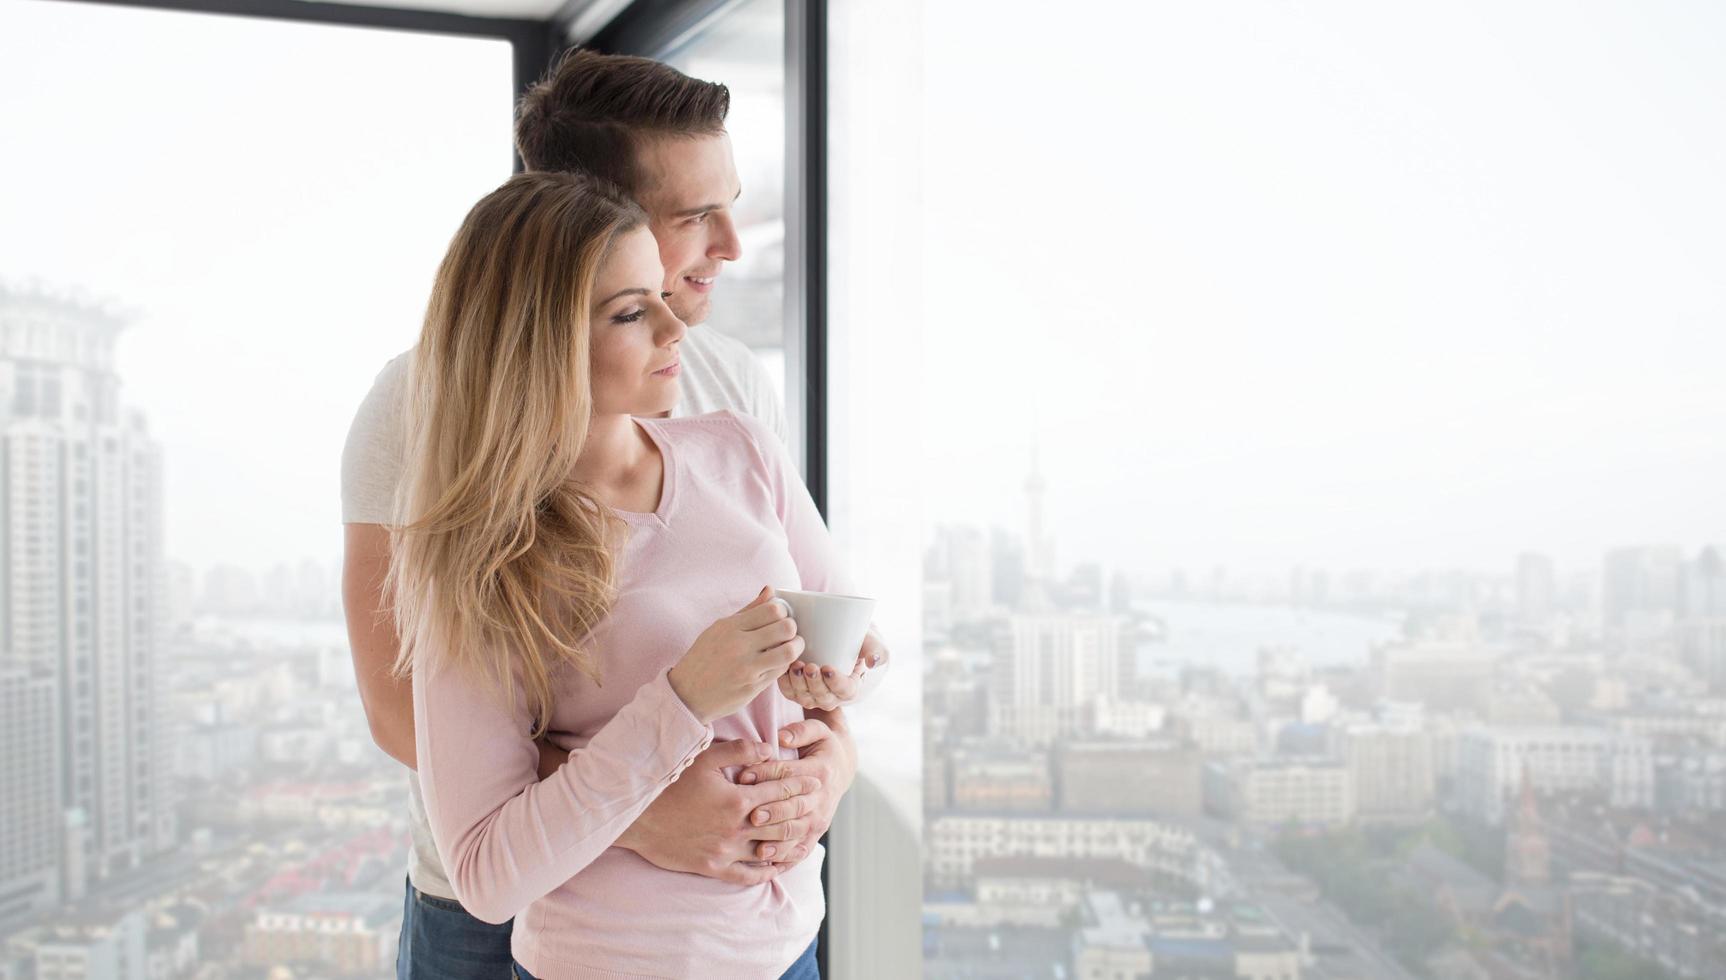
[413, 658, 714, 925]
[728, 411, 890, 703]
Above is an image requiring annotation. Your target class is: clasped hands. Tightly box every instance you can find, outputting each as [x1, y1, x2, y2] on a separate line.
[612, 713, 857, 884]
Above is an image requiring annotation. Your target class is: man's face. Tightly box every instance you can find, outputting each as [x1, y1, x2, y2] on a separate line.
[633, 131, 743, 326]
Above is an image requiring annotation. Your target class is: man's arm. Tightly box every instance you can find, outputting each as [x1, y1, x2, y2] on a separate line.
[345, 522, 575, 778]
[342, 523, 416, 768]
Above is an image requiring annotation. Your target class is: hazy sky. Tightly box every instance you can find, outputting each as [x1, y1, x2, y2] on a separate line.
[918, 0, 1726, 576]
[2, 0, 512, 575]
[3, 0, 1721, 583]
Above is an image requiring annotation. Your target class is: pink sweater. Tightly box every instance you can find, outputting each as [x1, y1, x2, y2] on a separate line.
[413, 412, 843, 979]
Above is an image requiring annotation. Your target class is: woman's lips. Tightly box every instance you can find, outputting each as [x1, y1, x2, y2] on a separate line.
[652, 360, 682, 378]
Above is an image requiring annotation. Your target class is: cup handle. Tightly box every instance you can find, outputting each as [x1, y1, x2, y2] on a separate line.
[768, 596, 795, 625]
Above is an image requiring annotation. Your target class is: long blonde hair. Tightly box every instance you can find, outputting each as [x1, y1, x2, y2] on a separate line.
[388, 171, 647, 736]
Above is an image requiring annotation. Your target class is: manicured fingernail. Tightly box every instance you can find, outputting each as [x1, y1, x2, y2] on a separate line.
[762, 845, 776, 858]
[741, 772, 758, 784]
[754, 809, 769, 824]
[822, 668, 835, 677]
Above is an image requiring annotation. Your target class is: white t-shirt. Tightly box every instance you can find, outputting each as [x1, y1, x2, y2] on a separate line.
[340, 323, 789, 900]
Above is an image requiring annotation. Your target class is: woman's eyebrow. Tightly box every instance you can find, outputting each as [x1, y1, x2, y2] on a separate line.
[596, 287, 653, 306]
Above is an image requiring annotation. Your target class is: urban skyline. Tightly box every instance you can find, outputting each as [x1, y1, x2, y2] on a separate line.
[920, 456, 1725, 979]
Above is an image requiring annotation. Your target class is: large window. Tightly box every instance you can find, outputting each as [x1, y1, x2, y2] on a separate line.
[831, 1, 1726, 978]
[0, 1, 510, 972]
[663, 0, 791, 428]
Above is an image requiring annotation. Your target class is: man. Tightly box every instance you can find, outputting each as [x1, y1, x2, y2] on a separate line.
[340, 49, 885, 978]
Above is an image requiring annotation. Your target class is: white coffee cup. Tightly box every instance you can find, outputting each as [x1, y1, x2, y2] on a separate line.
[768, 589, 876, 671]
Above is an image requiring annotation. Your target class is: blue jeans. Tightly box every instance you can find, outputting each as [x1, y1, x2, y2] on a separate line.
[511, 937, 819, 980]
[398, 877, 513, 980]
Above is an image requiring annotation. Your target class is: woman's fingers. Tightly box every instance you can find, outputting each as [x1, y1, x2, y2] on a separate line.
[747, 614, 798, 649]
[800, 662, 842, 707]
[783, 661, 814, 705]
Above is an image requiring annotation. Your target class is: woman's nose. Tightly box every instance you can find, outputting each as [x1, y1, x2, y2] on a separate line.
[656, 309, 688, 345]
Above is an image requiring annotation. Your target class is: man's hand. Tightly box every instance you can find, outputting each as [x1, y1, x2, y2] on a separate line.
[778, 628, 889, 711]
[611, 738, 823, 886]
[737, 713, 857, 867]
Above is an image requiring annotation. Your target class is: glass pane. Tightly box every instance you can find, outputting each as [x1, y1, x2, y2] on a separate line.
[0, 1, 511, 971]
[662, 0, 789, 415]
[831, 1, 1726, 979]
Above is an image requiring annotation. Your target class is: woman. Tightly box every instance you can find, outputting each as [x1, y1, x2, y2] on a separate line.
[388, 171, 874, 979]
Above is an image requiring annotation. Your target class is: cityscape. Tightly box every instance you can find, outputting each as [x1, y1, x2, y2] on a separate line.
[920, 467, 1726, 978]
[4, 284, 1724, 980]
[2, 288, 408, 978]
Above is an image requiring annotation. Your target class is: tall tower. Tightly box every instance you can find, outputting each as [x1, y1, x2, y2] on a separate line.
[1022, 446, 1055, 610]
[1, 287, 172, 904]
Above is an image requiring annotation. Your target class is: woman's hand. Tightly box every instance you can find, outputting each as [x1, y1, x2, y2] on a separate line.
[670, 587, 805, 724]
[778, 626, 888, 711]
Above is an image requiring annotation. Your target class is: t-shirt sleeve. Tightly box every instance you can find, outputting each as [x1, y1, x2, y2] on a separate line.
[749, 359, 792, 450]
[726, 339, 791, 449]
[728, 411, 889, 702]
[340, 357, 410, 525]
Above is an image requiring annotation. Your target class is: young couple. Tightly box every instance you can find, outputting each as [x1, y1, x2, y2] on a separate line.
[340, 50, 889, 980]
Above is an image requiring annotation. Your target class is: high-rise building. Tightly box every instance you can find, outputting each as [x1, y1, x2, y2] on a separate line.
[1055, 740, 1202, 817]
[33, 908, 148, 980]
[1373, 641, 1495, 711]
[1603, 545, 1682, 646]
[1456, 726, 1653, 823]
[1515, 552, 1557, 631]
[1680, 546, 1726, 687]
[1332, 721, 1434, 821]
[1, 665, 61, 919]
[1, 288, 172, 896]
[1202, 758, 1356, 828]
[927, 524, 993, 623]
[987, 612, 1123, 744]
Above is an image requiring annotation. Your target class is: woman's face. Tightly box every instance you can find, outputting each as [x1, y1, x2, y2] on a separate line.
[588, 225, 686, 418]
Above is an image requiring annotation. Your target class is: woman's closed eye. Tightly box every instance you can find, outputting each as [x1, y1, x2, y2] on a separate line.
[612, 307, 647, 324]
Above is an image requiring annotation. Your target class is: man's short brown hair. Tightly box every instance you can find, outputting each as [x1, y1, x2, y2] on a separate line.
[514, 49, 730, 197]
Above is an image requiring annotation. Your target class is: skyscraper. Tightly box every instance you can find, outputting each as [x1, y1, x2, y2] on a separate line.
[1680, 547, 1726, 687]
[1515, 552, 1557, 632]
[988, 612, 1123, 744]
[0, 665, 60, 919]
[1, 287, 172, 907]
[1603, 546, 1682, 646]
